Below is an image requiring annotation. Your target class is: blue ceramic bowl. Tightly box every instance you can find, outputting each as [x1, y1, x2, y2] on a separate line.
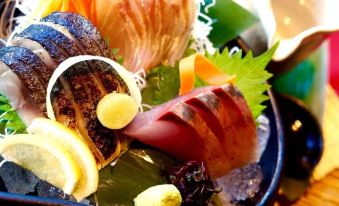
[249, 90, 284, 205]
[0, 38, 284, 206]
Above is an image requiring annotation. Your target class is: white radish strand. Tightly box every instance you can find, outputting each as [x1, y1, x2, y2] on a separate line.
[133, 68, 147, 90]
[191, 0, 216, 54]
[46, 55, 142, 120]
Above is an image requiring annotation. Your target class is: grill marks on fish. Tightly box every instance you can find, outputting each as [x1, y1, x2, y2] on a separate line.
[3, 47, 52, 86]
[41, 12, 111, 58]
[0, 48, 47, 113]
[51, 84, 78, 130]
[89, 60, 129, 94]
[63, 61, 120, 162]
[5, 12, 129, 166]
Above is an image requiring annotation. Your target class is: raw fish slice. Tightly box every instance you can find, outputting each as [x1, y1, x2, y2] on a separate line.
[123, 84, 259, 178]
[187, 89, 255, 171]
[186, 91, 226, 138]
[125, 118, 205, 161]
[93, 0, 196, 72]
[163, 102, 231, 178]
[213, 85, 259, 167]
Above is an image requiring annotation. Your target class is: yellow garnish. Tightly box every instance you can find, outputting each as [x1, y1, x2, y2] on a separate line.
[0, 134, 81, 195]
[97, 93, 138, 130]
[27, 118, 98, 201]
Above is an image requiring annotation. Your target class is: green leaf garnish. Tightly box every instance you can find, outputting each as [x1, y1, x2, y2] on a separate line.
[92, 148, 176, 205]
[141, 44, 278, 118]
[0, 94, 26, 134]
[141, 65, 180, 106]
[205, 43, 279, 118]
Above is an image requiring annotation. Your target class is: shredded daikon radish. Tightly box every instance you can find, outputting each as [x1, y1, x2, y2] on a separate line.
[133, 68, 147, 90]
[191, 0, 216, 54]
[46, 56, 142, 120]
[5, 0, 38, 43]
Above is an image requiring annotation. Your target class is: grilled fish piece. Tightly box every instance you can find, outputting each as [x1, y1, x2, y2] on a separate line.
[0, 47, 46, 113]
[0, 59, 42, 126]
[41, 12, 112, 58]
[6, 12, 131, 167]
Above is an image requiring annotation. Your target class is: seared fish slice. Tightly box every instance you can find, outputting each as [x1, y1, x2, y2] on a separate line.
[6, 12, 130, 167]
[0, 47, 46, 113]
[41, 12, 112, 58]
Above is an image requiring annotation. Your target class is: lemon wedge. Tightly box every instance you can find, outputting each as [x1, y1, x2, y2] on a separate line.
[27, 118, 99, 201]
[0, 134, 80, 194]
[97, 93, 138, 129]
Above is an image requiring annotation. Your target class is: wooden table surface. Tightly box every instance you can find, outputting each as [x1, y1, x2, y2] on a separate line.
[276, 85, 339, 206]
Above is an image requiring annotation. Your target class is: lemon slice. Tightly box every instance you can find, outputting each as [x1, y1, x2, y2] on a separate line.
[27, 118, 99, 201]
[0, 134, 80, 194]
[97, 93, 138, 129]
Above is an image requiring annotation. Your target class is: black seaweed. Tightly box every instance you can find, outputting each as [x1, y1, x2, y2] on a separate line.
[165, 161, 221, 206]
[0, 157, 74, 201]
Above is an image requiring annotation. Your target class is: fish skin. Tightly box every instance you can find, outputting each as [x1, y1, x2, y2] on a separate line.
[41, 12, 111, 58]
[0, 47, 47, 113]
[122, 84, 258, 178]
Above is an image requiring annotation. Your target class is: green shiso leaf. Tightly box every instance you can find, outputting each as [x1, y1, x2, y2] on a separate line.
[202, 0, 257, 47]
[0, 94, 26, 134]
[94, 148, 176, 206]
[141, 42, 278, 118]
[205, 43, 279, 118]
[141, 65, 180, 106]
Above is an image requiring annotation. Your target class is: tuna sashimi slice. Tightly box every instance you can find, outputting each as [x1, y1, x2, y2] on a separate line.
[213, 85, 259, 167]
[123, 84, 259, 178]
[124, 118, 204, 162]
[161, 102, 231, 178]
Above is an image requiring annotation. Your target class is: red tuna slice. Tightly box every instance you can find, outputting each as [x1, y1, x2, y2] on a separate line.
[125, 87, 209, 130]
[185, 90, 242, 168]
[185, 90, 227, 140]
[123, 84, 258, 178]
[212, 85, 259, 167]
[123, 118, 205, 161]
[160, 102, 231, 178]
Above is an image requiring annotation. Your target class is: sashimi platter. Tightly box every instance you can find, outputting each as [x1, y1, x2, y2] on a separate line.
[0, 0, 283, 205]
